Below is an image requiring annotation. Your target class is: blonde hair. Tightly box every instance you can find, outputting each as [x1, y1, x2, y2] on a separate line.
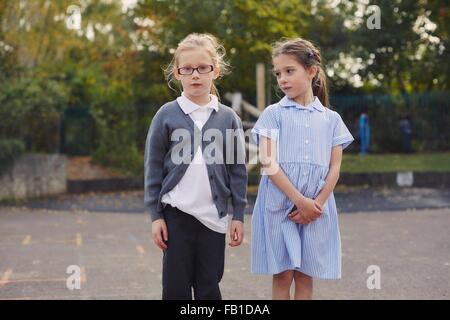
[163, 33, 230, 98]
[272, 38, 329, 107]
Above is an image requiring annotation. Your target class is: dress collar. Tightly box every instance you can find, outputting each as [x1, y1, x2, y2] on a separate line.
[278, 95, 325, 112]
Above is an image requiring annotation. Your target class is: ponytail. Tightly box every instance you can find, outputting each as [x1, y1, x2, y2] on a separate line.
[313, 67, 329, 108]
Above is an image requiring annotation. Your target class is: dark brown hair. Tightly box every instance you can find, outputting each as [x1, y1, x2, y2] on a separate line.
[272, 38, 329, 107]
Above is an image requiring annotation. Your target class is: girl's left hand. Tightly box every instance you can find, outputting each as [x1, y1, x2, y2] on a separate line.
[229, 220, 244, 247]
[288, 209, 310, 224]
[289, 201, 323, 224]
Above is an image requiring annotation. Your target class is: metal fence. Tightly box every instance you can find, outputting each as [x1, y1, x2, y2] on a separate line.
[330, 91, 450, 152]
[17, 91, 447, 157]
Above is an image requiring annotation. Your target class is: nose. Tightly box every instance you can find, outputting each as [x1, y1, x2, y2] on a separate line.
[278, 75, 287, 84]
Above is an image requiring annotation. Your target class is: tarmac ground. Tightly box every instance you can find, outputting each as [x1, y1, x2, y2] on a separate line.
[0, 188, 449, 300]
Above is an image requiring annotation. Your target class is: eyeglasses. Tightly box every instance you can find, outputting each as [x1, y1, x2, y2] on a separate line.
[177, 65, 214, 75]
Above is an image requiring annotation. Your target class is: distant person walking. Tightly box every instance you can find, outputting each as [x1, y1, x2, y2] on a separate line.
[359, 112, 370, 155]
[399, 115, 413, 153]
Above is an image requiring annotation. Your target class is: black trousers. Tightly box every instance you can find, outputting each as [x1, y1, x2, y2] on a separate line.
[162, 205, 225, 300]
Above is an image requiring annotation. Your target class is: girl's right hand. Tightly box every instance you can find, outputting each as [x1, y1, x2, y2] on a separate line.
[152, 219, 168, 250]
[290, 198, 323, 224]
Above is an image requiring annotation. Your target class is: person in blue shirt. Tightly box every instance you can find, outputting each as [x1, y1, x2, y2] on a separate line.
[359, 112, 370, 155]
[251, 38, 354, 300]
[399, 115, 413, 153]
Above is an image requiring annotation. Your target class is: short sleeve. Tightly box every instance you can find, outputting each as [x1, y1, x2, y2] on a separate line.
[333, 112, 354, 150]
[251, 106, 280, 145]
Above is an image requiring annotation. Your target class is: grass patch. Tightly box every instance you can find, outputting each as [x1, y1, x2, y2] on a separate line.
[0, 197, 27, 206]
[248, 152, 450, 176]
[341, 152, 450, 173]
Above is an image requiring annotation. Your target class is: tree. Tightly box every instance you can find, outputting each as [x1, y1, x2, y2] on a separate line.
[346, 0, 449, 93]
[133, 0, 349, 101]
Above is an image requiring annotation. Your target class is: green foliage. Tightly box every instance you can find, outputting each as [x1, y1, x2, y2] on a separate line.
[135, 0, 324, 100]
[0, 0, 448, 176]
[0, 76, 69, 152]
[88, 70, 144, 176]
[346, 0, 449, 93]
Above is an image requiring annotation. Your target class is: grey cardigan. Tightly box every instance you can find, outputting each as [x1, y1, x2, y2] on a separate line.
[144, 100, 248, 222]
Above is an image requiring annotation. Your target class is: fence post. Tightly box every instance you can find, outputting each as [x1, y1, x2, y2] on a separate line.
[256, 63, 265, 111]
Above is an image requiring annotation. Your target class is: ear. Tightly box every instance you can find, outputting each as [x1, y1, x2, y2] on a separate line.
[308, 65, 318, 80]
[213, 66, 220, 80]
[174, 67, 181, 81]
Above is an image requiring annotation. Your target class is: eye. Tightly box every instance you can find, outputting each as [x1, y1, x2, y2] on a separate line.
[273, 71, 280, 78]
[286, 68, 295, 74]
[198, 65, 212, 73]
[179, 67, 193, 74]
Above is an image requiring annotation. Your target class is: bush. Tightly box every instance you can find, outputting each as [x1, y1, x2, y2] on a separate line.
[0, 76, 69, 153]
[92, 132, 144, 177]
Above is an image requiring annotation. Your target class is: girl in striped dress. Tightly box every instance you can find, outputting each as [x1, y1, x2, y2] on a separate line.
[251, 38, 354, 300]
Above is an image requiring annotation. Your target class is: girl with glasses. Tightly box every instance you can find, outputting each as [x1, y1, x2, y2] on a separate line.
[144, 33, 247, 300]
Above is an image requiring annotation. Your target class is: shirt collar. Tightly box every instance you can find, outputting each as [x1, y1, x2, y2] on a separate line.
[177, 92, 219, 114]
[279, 95, 325, 112]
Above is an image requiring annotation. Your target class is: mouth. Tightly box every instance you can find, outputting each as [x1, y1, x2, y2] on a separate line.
[281, 86, 292, 91]
[191, 83, 203, 87]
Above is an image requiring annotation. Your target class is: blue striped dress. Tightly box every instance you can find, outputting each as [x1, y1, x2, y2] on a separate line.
[251, 96, 354, 279]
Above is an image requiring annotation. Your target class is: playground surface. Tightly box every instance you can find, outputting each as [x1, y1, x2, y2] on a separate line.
[0, 190, 449, 300]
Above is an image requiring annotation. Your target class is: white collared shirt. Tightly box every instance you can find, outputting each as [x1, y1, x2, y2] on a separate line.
[161, 92, 229, 234]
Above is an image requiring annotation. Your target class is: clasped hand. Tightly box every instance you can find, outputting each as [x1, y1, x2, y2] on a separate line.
[288, 198, 323, 224]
